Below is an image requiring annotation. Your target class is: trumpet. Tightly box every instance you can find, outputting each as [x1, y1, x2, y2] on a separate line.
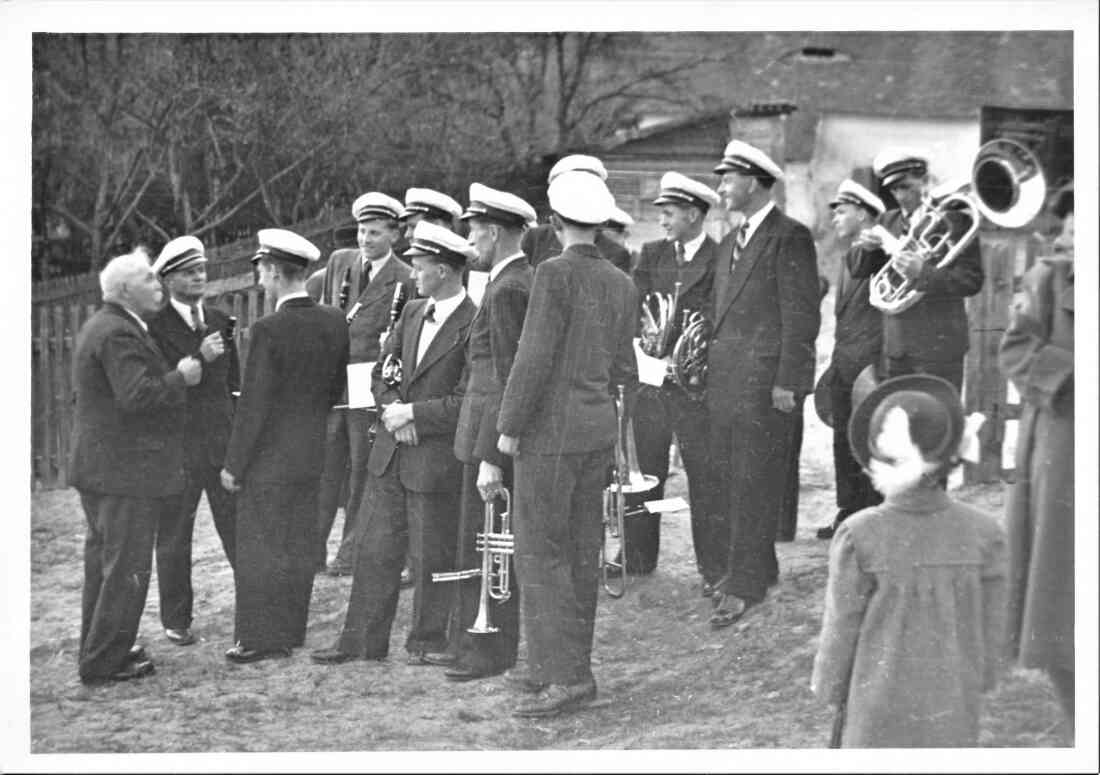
[639, 280, 682, 359]
[431, 489, 513, 634]
[601, 384, 658, 598]
[869, 138, 1046, 315]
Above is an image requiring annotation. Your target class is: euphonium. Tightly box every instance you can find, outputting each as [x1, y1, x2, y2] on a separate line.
[601, 385, 659, 598]
[639, 280, 682, 359]
[670, 309, 711, 393]
[869, 138, 1046, 315]
[431, 489, 514, 634]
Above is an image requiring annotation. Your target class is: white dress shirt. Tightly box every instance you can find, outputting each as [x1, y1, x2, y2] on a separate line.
[489, 252, 526, 282]
[415, 289, 467, 366]
[170, 296, 205, 330]
[275, 290, 310, 311]
[740, 199, 776, 246]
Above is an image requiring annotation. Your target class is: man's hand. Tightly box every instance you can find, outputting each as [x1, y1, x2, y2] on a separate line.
[394, 424, 419, 446]
[894, 250, 926, 281]
[177, 356, 203, 386]
[497, 434, 520, 457]
[199, 331, 226, 362]
[382, 402, 414, 432]
[476, 461, 505, 501]
[853, 228, 883, 250]
[771, 386, 797, 413]
[220, 468, 240, 492]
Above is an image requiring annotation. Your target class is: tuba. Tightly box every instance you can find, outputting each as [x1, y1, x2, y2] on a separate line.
[601, 385, 659, 598]
[869, 138, 1046, 315]
[639, 280, 682, 359]
[431, 489, 513, 634]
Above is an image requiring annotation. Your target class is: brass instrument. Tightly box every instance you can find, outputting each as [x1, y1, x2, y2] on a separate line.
[639, 280, 682, 359]
[601, 384, 658, 598]
[379, 283, 409, 388]
[869, 138, 1046, 315]
[670, 309, 711, 393]
[431, 489, 513, 634]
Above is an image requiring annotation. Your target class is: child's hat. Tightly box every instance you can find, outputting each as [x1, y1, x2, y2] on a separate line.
[848, 374, 964, 469]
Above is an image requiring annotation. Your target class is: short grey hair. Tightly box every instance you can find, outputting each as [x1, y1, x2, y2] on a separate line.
[100, 247, 153, 302]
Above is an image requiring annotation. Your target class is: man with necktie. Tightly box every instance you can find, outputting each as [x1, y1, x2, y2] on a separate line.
[707, 140, 820, 628]
[71, 249, 203, 684]
[628, 171, 723, 588]
[148, 236, 240, 647]
[221, 229, 349, 663]
[315, 192, 416, 576]
[311, 221, 476, 667]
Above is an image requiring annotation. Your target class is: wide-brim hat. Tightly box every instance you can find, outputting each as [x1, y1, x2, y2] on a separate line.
[403, 220, 477, 268]
[153, 235, 207, 276]
[849, 373, 964, 470]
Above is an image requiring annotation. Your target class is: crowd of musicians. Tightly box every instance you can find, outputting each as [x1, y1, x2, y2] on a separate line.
[69, 135, 1076, 744]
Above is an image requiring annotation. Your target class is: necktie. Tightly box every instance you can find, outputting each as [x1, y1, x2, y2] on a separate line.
[674, 240, 686, 268]
[730, 222, 749, 272]
[190, 304, 205, 334]
[357, 259, 372, 299]
[424, 302, 436, 323]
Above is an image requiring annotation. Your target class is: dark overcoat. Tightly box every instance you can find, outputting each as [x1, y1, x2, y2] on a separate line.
[521, 224, 632, 273]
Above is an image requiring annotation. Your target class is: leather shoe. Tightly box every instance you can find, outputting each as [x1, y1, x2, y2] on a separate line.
[310, 647, 357, 665]
[83, 659, 155, 685]
[399, 566, 414, 588]
[503, 667, 545, 694]
[225, 644, 292, 664]
[164, 627, 196, 646]
[444, 664, 493, 682]
[326, 562, 353, 577]
[701, 581, 716, 598]
[710, 593, 750, 629]
[128, 644, 148, 662]
[513, 681, 597, 717]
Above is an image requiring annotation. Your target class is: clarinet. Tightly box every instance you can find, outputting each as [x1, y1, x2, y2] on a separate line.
[380, 283, 408, 387]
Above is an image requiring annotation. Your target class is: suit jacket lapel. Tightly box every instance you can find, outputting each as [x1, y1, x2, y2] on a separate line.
[678, 236, 716, 297]
[714, 208, 779, 325]
[355, 254, 399, 309]
[408, 297, 474, 385]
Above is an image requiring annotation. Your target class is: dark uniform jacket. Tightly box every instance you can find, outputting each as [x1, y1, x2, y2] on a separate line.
[521, 224, 632, 273]
[633, 235, 718, 349]
[498, 243, 639, 453]
[830, 246, 882, 384]
[318, 249, 417, 364]
[454, 256, 532, 468]
[223, 297, 348, 483]
[148, 302, 240, 470]
[368, 295, 477, 492]
[850, 207, 983, 362]
[709, 206, 820, 417]
[69, 302, 188, 496]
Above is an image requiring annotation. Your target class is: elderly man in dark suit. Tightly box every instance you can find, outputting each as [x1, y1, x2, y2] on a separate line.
[707, 140, 821, 628]
[221, 229, 349, 663]
[315, 192, 416, 576]
[311, 221, 476, 666]
[70, 249, 203, 684]
[849, 149, 984, 392]
[148, 236, 240, 647]
[629, 171, 723, 584]
[434, 183, 537, 683]
[815, 180, 887, 540]
[497, 170, 639, 717]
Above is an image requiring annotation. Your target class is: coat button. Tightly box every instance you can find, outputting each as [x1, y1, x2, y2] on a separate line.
[710, 338, 718, 346]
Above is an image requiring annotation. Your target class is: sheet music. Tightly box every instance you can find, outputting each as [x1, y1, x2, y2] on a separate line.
[347, 361, 376, 408]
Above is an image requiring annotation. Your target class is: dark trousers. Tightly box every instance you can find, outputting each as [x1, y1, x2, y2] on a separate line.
[711, 401, 792, 603]
[234, 479, 318, 650]
[315, 408, 350, 567]
[885, 354, 965, 393]
[514, 447, 610, 686]
[775, 403, 805, 542]
[155, 462, 236, 630]
[338, 465, 459, 657]
[79, 492, 166, 681]
[632, 384, 724, 579]
[830, 375, 883, 521]
[446, 463, 520, 674]
[329, 408, 377, 568]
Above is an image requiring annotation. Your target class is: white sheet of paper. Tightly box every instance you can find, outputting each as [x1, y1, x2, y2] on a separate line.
[644, 496, 689, 514]
[467, 270, 489, 307]
[633, 338, 668, 387]
[347, 361, 376, 408]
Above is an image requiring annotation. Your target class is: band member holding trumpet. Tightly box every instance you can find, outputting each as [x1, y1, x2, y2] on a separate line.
[814, 181, 887, 540]
[316, 192, 415, 576]
[434, 183, 537, 683]
[708, 140, 820, 628]
[851, 149, 984, 392]
[312, 221, 476, 666]
[629, 171, 723, 588]
[497, 170, 638, 717]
